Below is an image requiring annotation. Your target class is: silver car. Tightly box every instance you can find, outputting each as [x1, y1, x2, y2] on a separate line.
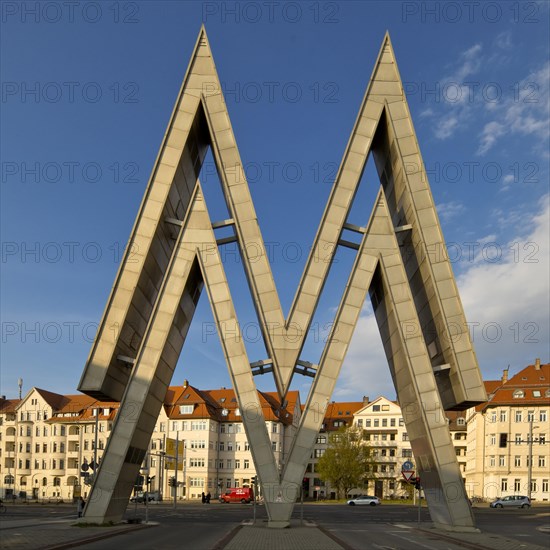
[347, 495, 381, 506]
[490, 495, 531, 508]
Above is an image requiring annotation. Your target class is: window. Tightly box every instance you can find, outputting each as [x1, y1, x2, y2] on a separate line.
[390, 418, 396, 427]
[356, 419, 363, 427]
[272, 423, 277, 433]
[515, 456, 521, 467]
[390, 449, 396, 457]
[402, 449, 412, 457]
[539, 456, 546, 468]
[316, 435, 326, 444]
[457, 417, 465, 426]
[399, 418, 404, 426]
[372, 405, 380, 412]
[190, 458, 205, 468]
[382, 404, 390, 411]
[540, 411, 547, 422]
[226, 459, 232, 469]
[514, 479, 521, 492]
[365, 419, 371, 427]
[271, 442, 277, 451]
[191, 421, 206, 431]
[390, 433, 396, 441]
[527, 410, 535, 422]
[244, 441, 250, 451]
[531, 480, 537, 492]
[244, 459, 250, 469]
[190, 440, 206, 449]
[489, 456, 495, 467]
[515, 433, 522, 444]
[499, 455, 506, 467]
[382, 419, 388, 427]
[402, 433, 409, 441]
[500, 410, 507, 422]
[159, 422, 165, 432]
[513, 390, 525, 399]
[190, 477, 204, 487]
[490, 412, 497, 423]
[314, 449, 325, 458]
[373, 420, 379, 427]
[533, 390, 541, 398]
[542, 479, 549, 492]
[381, 465, 387, 472]
[515, 411, 522, 422]
[501, 478, 508, 491]
[490, 434, 496, 446]
[540, 434, 546, 445]
[235, 460, 240, 469]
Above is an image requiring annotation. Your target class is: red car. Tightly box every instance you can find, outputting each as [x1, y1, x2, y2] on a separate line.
[219, 487, 254, 503]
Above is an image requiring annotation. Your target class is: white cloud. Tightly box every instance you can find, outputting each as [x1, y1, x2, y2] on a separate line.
[335, 305, 395, 401]
[478, 121, 505, 155]
[436, 201, 465, 222]
[434, 116, 459, 140]
[456, 194, 549, 376]
[478, 63, 550, 155]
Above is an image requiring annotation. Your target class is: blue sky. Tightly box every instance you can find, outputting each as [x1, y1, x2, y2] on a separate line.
[1, 1, 549, 403]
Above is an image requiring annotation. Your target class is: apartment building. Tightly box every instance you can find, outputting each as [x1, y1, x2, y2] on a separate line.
[0, 381, 300, 501]
[466, 360, 550, 502]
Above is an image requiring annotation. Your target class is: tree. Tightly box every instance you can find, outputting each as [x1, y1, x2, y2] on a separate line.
[316, 426, 373, 499]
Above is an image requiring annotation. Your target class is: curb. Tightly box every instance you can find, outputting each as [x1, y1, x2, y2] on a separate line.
[211, 524, 243, 550]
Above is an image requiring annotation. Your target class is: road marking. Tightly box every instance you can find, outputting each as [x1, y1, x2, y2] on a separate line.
[393, 524, 413, 529]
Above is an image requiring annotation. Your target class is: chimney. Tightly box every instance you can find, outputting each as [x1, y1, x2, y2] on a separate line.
[502, 367, 509, 383]
[535, 358, 541, 370]
[363, 396, 369, 405]
[183, 379, 188, 388]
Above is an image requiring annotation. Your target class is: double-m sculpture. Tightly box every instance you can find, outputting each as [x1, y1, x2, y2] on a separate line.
[78, 27, 486, 530]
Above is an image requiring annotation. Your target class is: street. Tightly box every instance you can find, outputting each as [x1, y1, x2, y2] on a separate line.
[1, 502, 548, 549]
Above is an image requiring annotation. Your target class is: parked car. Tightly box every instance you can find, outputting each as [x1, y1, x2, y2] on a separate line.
[130, 491, 160, 503]
[489, 495, 531, 508]
[219, 487, 254, 503]
[347, 495, 381, 506]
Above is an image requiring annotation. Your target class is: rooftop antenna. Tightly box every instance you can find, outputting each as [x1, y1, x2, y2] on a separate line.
[18, 378, 23, 400]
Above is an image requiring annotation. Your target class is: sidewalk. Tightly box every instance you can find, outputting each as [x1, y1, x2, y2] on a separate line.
[219, 520, 350, 550]
[0, 517, 152, 549]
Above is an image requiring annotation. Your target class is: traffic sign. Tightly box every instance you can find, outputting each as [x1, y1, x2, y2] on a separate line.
[402, 461, 413, 471]
[402, 470, 415, 482]
[81, 462, 89, 472]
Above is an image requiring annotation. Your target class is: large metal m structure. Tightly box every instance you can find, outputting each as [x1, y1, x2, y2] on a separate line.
[78, 28, 486, 530]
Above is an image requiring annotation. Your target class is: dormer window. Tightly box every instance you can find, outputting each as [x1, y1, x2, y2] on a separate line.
[513, 390, 525, 399]
[533, 390, 541, 398]
[457, 418, 465, 426]
[179, 405, 194, 414]
[545, 389, 550, 398]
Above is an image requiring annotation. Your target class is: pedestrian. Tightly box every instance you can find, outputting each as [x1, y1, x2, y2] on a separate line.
[77, 497, 85, 518]
[201, 492, 206, 504]
[206, 492, 211, 504]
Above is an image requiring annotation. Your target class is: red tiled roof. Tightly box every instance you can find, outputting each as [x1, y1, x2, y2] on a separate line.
[476, 363, 550, 412]
[0, 398, 20, 413]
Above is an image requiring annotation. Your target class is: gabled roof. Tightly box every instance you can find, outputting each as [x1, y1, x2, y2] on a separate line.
[0, 398, 20, 414]
[476, 362, 550, 412]
[353, 396, 399, 416]
[33, 388, 68, 410]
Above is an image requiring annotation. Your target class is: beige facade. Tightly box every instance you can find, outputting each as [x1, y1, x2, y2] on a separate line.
[0, 383, 299, 502]
[465, 361, 550, 502]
